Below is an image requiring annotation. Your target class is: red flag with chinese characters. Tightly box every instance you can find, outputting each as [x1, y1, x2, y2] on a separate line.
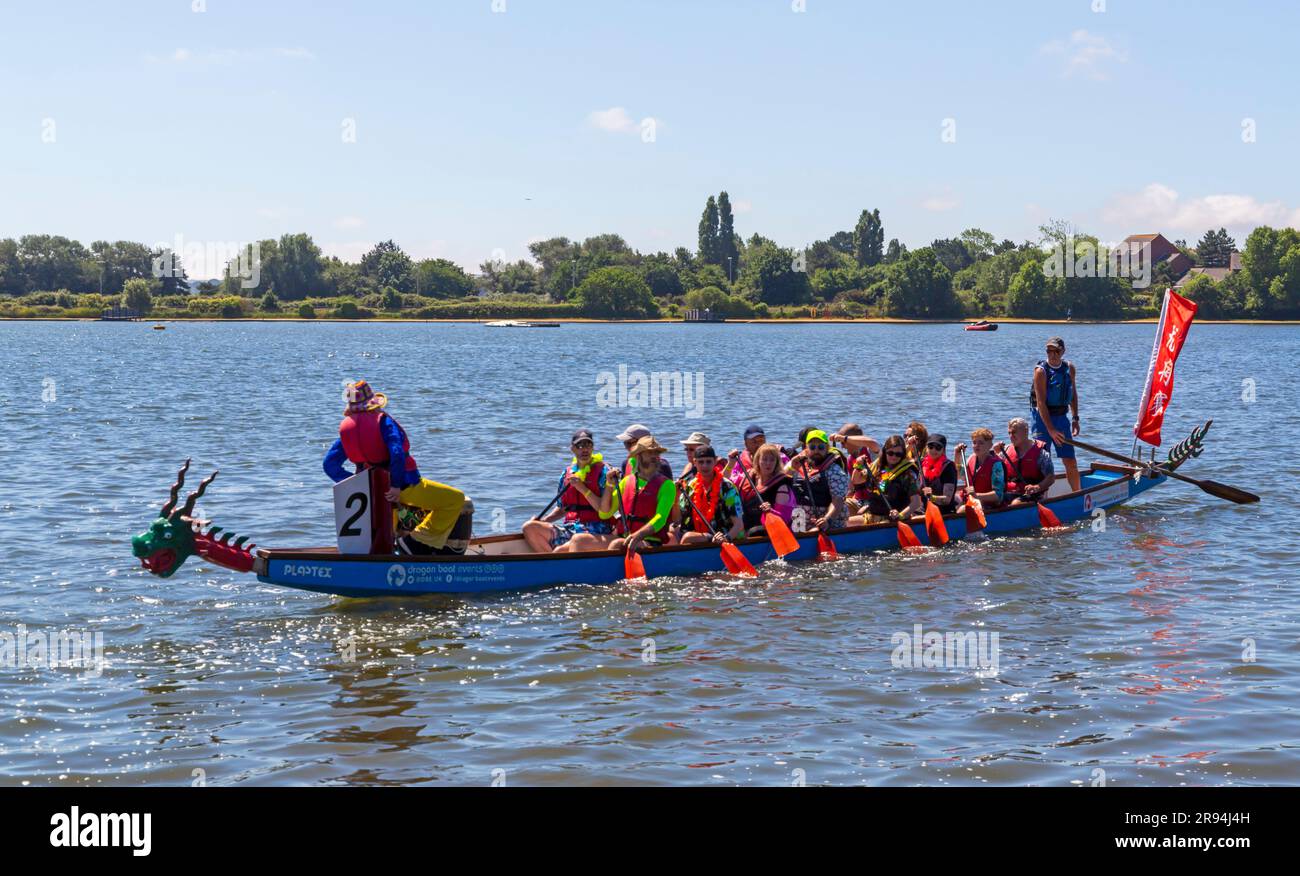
[1134, 288, 1198, 447]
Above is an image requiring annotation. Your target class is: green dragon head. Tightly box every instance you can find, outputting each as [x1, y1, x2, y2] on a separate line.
[131, 459, 214, 578]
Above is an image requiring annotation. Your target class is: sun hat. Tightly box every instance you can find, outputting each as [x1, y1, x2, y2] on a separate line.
[629, 435, 667, 456]
[617, 424, 651, 442]
[804, 429, 830, 447]
[1046, 336, 1065, 351]
[680, 431, 711, 446]
[571, 429, 594, 445]
[344, 380, 387, 414]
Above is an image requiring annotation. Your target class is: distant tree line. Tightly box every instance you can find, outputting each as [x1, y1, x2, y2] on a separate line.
[4, 201, 1300, 320]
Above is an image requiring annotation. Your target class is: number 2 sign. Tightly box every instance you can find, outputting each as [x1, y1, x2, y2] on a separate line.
[333, 470, 373, 554]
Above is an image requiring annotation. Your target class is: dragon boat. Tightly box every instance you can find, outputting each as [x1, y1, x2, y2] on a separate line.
[130, 424, 1223, 599]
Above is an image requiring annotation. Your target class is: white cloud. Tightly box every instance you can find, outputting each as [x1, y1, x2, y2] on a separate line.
[1103, 183, 1300, 234]
[1040, 30, 1126, 80]
[733, 199, 753, 214]
[588, 107, 637, 133]
[274, 47, 316, 60]
[152, 47, 314, 65]
[333, 216, 364, 230]
[921, 193, 960, 212]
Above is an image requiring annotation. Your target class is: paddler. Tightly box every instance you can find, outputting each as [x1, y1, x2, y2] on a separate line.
[995, 417, 1056, 503]
[722, 424, 789, 485]
[615, 423, 674, 479]
[1030, 336, 1081, 491]
[673, 445, 745, 545]
[608, 436, 678, 555]
[847, 434, 924, 524]
[521, 429, 617, 553]
[324, 380, 467, 556]
[919, 433, 961, 515]
[678, 430, 710, 481]
[785, 429, 849, 531]
[954, 427, 1007, 509]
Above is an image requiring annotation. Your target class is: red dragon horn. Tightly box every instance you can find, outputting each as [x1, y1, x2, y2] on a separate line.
[160, 458, 192, 518]
[174, 470, 218, 521]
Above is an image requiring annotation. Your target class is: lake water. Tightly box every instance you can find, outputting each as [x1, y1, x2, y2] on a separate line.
[2, 320, 1297, 786]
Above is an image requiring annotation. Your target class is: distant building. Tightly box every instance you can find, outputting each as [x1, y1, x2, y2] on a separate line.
[1121, 233, 1193, 280]
[1174, 251, 1243, 289]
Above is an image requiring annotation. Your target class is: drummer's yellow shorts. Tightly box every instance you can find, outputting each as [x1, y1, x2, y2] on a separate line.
[399, 479, 465, 549]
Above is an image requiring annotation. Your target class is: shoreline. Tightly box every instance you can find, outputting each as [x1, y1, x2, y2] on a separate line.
[4, 316, 1298, 326]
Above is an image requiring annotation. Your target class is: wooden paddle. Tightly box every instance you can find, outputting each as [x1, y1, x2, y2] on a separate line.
[735, 466, 799, 558]
[685, 484, 758, 577]
[896, 518, 923, 549]
[610, 472, 647, 580]
[817, 532, 840, 560]
[924, 500, 950, 545]
[953, 446, 987, 532]
[531, 481, 568, 521]
[1065, 437, 1260, 505]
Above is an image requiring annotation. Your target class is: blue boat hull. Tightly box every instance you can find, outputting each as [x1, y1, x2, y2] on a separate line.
[255, 467, 1165, 598]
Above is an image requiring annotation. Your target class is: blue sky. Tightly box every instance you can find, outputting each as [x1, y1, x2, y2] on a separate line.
[2, 0, 1297, 277]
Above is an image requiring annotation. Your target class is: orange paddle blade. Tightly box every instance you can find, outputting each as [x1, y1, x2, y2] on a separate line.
[1037, 502, 1063, 528]
[720, 542, 758, 577]
[816, 532, 839, 560]
[763, 513, 800, 557]
[964, 498, 986, 532]
[896, 520, 923, 549]
[924, 502, 950, 546]
[624, 550, 646, 581]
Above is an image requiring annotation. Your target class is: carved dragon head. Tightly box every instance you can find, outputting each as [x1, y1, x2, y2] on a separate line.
[132, 460, 256, 578]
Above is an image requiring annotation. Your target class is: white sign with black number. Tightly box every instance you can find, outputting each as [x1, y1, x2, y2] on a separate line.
[333, 470, 373, 554]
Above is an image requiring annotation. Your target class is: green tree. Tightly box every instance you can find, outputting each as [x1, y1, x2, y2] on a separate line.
[270, 233, 324, 299]
[360, 240, 414, 292]
[959, 228, 997, 262]
[880, 248, 956, 317]
[930, 237, 975, 274]
[413, 258, 475, 298]
[738, 243, 812, 306]
[17, 235, 92, 292]
[683, 285, 730, 313]
[0, 238, 21, 295]
[297, 302, 316, 319]
[853, 209, 884, 267]
[1195, 228, 1237, 268]
[883, 238, 907, 264]
[121, 277, 154, 314]
[260, 291, 280, 312]
[1178, 274, 1223, 318]
[641, 259, 685, 298]
[575, 266, 659, 318]
[1006, 258, 1055, 318]
[827, 231, 855, 255]
[717, 191, 740, 278]
[698, 196, 720, 266]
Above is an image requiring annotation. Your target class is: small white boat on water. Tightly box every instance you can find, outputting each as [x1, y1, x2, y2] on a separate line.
[484, 320, 560, 328]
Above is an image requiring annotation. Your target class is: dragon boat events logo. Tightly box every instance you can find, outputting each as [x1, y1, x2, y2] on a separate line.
[595, 364, 705, 419]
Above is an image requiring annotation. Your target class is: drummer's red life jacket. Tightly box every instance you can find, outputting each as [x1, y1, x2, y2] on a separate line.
[339, 411, 418, 473]
[622, 472, 670, 537]
[1001, 440, 1046, 496]
[965, 453, 1003, 505]
[560, 457, 606, 523]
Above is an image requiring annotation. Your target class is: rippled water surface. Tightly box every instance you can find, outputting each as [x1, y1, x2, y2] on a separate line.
[2, 320, 1297, 786]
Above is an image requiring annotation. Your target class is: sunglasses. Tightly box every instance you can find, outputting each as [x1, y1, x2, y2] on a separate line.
[884, 449, 903, 458]
[573, 440, 593, 449]
[926, 443, 942, 450]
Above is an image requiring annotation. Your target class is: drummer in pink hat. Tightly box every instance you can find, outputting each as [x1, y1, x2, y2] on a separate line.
[324, 380, 467, 555]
